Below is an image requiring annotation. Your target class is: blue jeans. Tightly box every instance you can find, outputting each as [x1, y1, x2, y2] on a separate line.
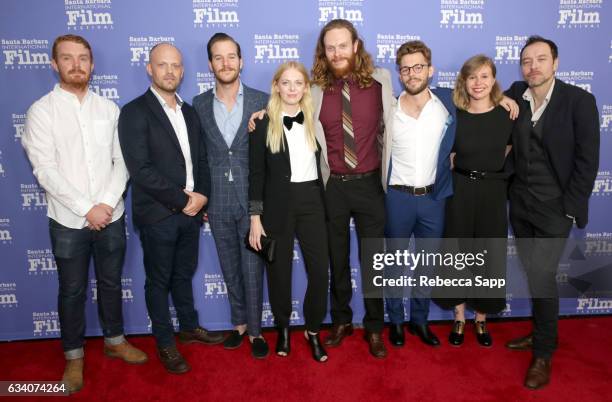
[50, 216, 126, 353]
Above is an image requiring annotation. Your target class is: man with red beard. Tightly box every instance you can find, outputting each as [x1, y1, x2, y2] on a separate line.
[311, 19, 393, 358]
[22, 35, 147, 394]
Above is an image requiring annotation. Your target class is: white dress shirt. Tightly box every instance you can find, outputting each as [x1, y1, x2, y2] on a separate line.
[150, 87, 194, 191]
[22, 84, 128, 229]
[389, 89, 449, 187]
[523, 78, 556, 125]
[283, 111, 318, 183]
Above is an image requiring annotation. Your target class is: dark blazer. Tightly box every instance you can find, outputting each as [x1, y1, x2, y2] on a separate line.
[248, 115, 325, 234]
[118, 89, 211, 226]
[505, 79, 600, 228]
[192, 85, 268, 216]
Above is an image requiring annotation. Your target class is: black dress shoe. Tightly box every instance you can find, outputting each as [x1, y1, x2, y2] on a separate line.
[305, 331, 328, 362]
[223, 330, 245, 350]
[475, 321, 492, 347]
[408, 322, 440, 346]
[389, 324, 405, 347]
[448, 321, 465, 346]
[250, 337, 269, 359]
[275, 327, 290, 356]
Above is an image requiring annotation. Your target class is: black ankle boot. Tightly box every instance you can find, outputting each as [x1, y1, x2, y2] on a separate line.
[305, 331, 328, 363]
[276, 327, 290, 356]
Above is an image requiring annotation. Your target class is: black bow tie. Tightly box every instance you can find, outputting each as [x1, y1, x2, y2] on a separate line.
[283, 111, 304, 130]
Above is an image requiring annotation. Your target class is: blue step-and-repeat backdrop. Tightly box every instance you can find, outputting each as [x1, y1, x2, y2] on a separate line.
[1, 0, 611, 341]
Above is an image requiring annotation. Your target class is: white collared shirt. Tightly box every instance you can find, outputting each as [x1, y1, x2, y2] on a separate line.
[389, 89, 449, 187]
[523, 79, 556, 125]
[150, 86, 194, 191]
[22, 84, 128, 229]
[283, 111, 318, 183]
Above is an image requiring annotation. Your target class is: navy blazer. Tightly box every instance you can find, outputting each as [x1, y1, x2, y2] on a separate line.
[193, 84, 268, 216]
[118, 89, 211, 226]
[504, 79, 600, 228]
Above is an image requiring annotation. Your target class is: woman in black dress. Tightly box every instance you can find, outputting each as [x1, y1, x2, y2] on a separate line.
[435, 55, 514, 347]
[248, 61, 329, 362]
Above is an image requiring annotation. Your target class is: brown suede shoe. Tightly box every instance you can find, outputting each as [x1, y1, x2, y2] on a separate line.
[506, 334, 533, 350]
[178, 327, 225, 345]
[323, 323, 353, 347]
[524, 357, 552, 390]
[104, 340, 148, 364]
[62, 358, 84, 394]
[365, 332, 387, 359]
[157, 345, 190, 374]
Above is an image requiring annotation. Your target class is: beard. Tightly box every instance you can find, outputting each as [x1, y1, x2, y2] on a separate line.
[526, 72, 553, 89]
[59, 68, 90, 91]
[154, 75, 180, 93]
[328, 53, 356, 79]
[403, 76, 429, 95]
[214, 67, 240, 85]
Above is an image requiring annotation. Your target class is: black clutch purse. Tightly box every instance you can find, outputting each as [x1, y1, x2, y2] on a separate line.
[244, 233, 276, 263]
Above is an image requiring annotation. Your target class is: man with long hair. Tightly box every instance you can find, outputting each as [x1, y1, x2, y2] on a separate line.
[311, 19, 393, 358]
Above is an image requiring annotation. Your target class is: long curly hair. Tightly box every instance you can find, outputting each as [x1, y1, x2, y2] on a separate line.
[311, 19, 374, 90]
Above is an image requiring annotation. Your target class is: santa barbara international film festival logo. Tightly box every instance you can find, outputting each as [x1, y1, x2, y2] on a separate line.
[196, 72, 215, 95]
[27, 249, 57, 275]
[261, 300, 302, 326]
[90, 277, 134, 303]
[193, 0, 239, 28]
[375, 34, 421, 64]
[494, 35, 528, 64]
[318, 0, 364, 26]
[202, 273, 228, 299]
[600, 105, 612, 132]
[592, 171, 612, 196]
[2, 38, 50, 70]
[0, 283, 18, 308]
[89, 73, 120, 102]
[0, 218, 13, 244]
[21, 183, 47, 210]
[556, 70, 594, 93]
[129, 36, 175, 67]
[557, 0, 602, 29]
[435, 70, 459, 89]
[439, 0, 485, 29]
[11, 112, 25, 142]
[33, 311, 61, 336]
[253, 34, 300, 64]
[64, 0, 114, 30]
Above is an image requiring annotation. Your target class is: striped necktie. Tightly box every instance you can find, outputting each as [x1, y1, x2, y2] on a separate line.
[342, 81, 357, 169]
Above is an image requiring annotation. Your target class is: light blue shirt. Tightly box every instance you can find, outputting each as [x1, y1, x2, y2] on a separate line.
[213, 81, 244, 148]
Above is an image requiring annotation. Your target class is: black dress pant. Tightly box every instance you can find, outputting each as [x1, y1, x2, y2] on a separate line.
[266, 181, 329, 333]
[325, 173, 385, 333]
[509, 186, 573, 359]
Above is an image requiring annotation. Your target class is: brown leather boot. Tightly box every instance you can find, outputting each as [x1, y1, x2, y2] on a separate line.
[104, 340, 148, 364]
[364, 332, 387, 359]
[62, 358, 84, 394]
[506, 334, 533, 350]
[177, 327, 224, 345]
[524, 357, 552, 390]
[157, 345, 190, 374]
[323, 323, 353, 347]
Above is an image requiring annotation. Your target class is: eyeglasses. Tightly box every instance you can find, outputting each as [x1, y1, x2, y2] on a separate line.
[399, 63, 429, 76]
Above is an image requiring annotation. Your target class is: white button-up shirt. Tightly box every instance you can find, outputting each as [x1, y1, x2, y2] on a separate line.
[283, 111, 318, 183]
[22, 84, 128, 229]
[389, 89, 449, 187]
[150, 87, 194, 191]
[523, 78, 556, 126]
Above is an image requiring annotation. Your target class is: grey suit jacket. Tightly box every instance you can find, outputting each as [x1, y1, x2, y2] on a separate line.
[193, 84, 268, 215]
[311, 67, 396, 188]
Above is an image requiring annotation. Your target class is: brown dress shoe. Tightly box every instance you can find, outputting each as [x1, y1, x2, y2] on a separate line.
[178, 327, 225, 345]
[323, 323, 353, 347]
[62, 358, 84, 394]
[506, 334, 533, 350]
[104, 340, 148, 364]
[365, 332, 387, 359]
[524, 357, 552, 390]
[157, 345, 190, 374]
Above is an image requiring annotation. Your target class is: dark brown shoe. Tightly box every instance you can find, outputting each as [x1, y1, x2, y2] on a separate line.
[364, 332, 387, 359]
[157, 345, 190, 374]
[323, 323, 353, 347]
[506, 334, 533, 350]
[178, 326, 224, 345]
[524, 357, 552, 390]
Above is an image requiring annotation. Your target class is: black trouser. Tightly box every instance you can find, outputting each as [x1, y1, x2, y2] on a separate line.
[49, 216, 126, 352]
[139, 213, 201, 348]
[266, 181, 329, 332]
[325, 173, 385, 333]
[509, 187, 573, 359]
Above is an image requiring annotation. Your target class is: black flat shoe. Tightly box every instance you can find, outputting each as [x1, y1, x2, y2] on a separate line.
[448, 321, 465, 346]
[305, 331, 328, 362]
[223, 330, 245, 350]
[408, 322, 440, 346]
[389, 324, 405, 347]
[251, 337, 269, 359]
[475, 321, 492, 347]
[275, 327, 290, 356]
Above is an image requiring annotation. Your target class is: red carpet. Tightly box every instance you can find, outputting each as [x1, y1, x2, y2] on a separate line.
[1, 317, 611, 402]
